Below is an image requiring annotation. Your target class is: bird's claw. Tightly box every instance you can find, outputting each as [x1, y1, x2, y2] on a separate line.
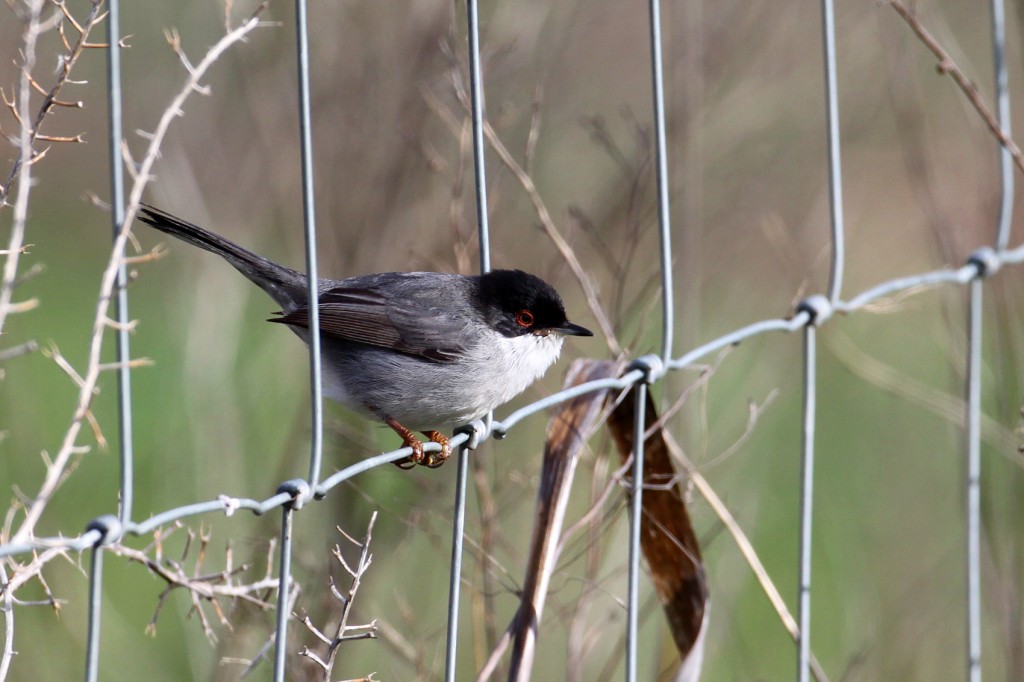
[391, 433, 451, 469]
[387, 418, 452, 469]
[389, 418, 426, 469]
[422, 431, 451, 468]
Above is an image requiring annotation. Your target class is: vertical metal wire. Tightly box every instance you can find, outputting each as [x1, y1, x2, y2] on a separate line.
[272, 507, 295, 682]
[625, 383, 647, 681]
[443, 446, 471, 682]
[965, 279, 983, 682]
[293, 0, 324, 489]
[106, 0, 133, 525]
[797, 325, 817, 682]
[37, 3, 1013, 681]
[965, 3, 1009, 674]
[441, 2, 492, 677]
[819, 0, 845, 302]
[802, 3, 842, 669]
[83, 547, 104, 682]
[445, 0, 492, 563]
[466, 0, 491, 274]
[646, 0, 674, 364]
[990, 0, 1013, 251]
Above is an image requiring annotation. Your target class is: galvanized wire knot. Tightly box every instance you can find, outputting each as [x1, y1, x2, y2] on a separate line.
[85, 515, 123, 548]
[628, 353, 665, 384]
[796, 294, 833, 326]
[456, 417, 490, 449]
[218, 495, 241, 516]
[967, 247, 1001, 278]
[276, 479, 311, 510]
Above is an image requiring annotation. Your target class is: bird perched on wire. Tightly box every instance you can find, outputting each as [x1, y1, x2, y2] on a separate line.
[136, 205, 593, 468]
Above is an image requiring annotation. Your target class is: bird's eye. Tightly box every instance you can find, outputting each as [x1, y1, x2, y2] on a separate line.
[515, 309, 534, 328]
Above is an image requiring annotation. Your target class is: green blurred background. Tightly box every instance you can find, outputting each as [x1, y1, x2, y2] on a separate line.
[2, 0, 1023, 679]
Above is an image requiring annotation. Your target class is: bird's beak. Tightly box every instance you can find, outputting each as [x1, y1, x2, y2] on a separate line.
[555, 321, 594, 337]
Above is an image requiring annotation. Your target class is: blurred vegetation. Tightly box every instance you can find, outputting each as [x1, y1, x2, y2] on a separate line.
[2, 0, 1024, 680]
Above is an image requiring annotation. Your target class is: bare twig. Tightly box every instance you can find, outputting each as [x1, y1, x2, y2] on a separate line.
[0, 341, 37, 361]
[107, 539, 277, 642]
[506, 361, 620, 681]
[481, 121, 622, 355]
[524, 83, 544, 177]
[825, 329, 1020, 461]
[0, 562, 13, 681]
[696, 389, 778, 470]
[661, 431, 829, 682]
[1, 14, 272, 653]
[1, 0, 48, 339]
[470, 450, 500, 657]
[565, 450, 612, 681]
[8, 2, 269, 551]
[888, 0, 1024, 176]
[1, 1, 108, 341]
[425, 68, 622, 355]
[299, 513, 379, 681]
[1, 546, 71, 601]
[235, 579, 300, 679]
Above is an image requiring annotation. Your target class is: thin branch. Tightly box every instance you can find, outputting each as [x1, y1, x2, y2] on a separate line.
[0, 340, 38, 361]
[107, 541, 277, 636]
[481, 120, 622, 355]
[825, 329, 1020, 461]
[0, 562, 13, 681]
[0, 0, 105, 390]
[661, 432, 829, 682]
[0, 0, 49, 341]
[888, 0, 1024, 175]
[8, 0, 270, 556]
[299, 513, 379, 681]
[425, 72, 622, 355]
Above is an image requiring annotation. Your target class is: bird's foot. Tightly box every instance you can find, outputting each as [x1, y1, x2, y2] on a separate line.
[421, 431, 452, 468]
[387, 418, 426, 469]
[386, 419, 452, 469]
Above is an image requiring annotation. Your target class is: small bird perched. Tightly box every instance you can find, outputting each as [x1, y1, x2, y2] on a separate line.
[136, 205, 592, 467]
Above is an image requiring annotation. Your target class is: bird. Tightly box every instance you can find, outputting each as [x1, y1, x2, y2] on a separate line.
[136, 205, 593, 468]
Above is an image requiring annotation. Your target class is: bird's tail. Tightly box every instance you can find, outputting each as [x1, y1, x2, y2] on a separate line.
[137, 204, 309, 310]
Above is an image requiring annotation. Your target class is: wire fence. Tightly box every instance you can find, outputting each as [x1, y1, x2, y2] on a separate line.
[1, 0, 1021, 680]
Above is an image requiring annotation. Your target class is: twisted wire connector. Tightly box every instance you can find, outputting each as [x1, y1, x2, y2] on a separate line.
[85, 515, 123, 548]
[218, 495, 241, 517]
[276, 479, 311, 511]
[967, 246, 1001, 279]
[628, 353, 665, 384]
[457, 416, 491, 449]
[796, 294, 833, 327]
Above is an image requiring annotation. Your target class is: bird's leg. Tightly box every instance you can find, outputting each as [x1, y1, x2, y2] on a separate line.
[386, 417, 426, 469]
[421, 431, 452, 468]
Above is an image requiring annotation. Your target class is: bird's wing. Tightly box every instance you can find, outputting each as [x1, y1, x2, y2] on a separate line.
[269, 278, 470, 363]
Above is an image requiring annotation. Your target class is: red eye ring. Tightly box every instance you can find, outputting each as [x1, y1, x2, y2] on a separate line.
[515, 309, 534, 328]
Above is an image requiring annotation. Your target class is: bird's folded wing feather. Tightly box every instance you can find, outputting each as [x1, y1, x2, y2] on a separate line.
[270, 285, 468, 363]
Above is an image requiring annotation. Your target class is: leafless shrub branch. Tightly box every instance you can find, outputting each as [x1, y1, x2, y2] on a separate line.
[112, 524, 279, 643]
[299, 513, 379, 681]
[1, 3, 270, 672]
[0, 0, 105, 341]
[424, 54, 623, 357]
[0, 563, 13, 679]
[6, 0, 268, 546]
[888, 0, 1024, 177]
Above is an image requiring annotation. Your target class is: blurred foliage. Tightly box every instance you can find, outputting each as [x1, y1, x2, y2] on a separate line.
[2, 0, 1024, 680]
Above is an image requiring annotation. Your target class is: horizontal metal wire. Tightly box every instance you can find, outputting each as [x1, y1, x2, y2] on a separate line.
[2, 4, 1017, 682]
[2, 243, 1018, 561]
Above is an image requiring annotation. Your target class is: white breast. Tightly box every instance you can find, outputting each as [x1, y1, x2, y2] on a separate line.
[470, 332, 565, 408]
